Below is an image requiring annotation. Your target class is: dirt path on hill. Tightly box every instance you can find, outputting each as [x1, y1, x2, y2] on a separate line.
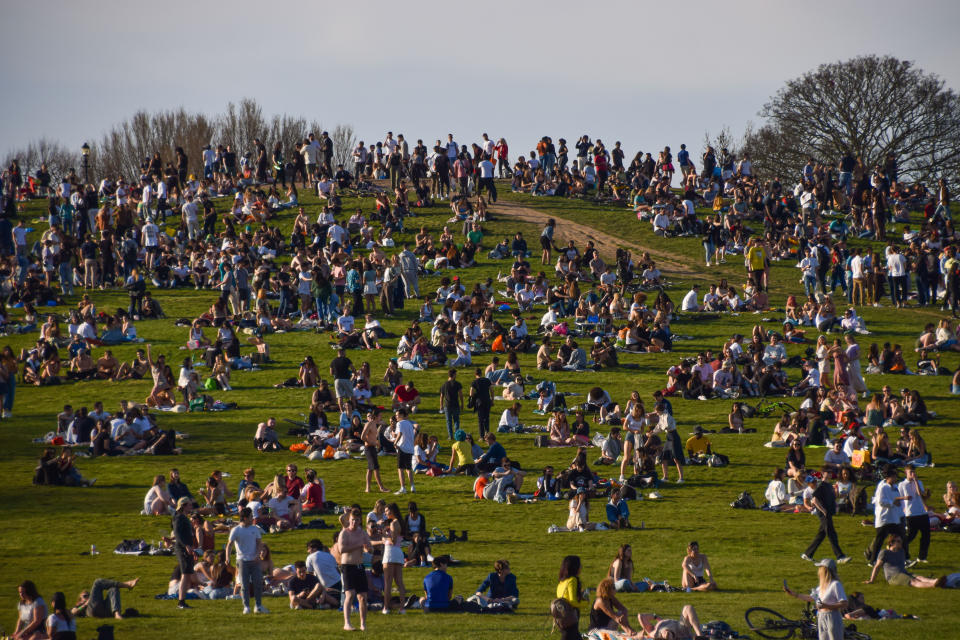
[489, 200, 695, 274]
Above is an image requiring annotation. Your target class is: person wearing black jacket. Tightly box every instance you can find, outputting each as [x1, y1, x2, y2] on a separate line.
[469, 368, 494, 439]
[172, 498, 196, 609]
[801, 475, 851, 564]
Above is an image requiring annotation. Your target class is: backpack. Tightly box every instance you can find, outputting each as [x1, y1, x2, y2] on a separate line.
[707, 453, 729, 467]
[730, 491, 756, 509]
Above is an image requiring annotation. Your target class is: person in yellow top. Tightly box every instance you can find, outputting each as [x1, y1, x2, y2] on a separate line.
[447, 429, 476, 475]
[556, 555, 585, 619]
[745, 238, 767, 292]
[685, 426, 712, 458]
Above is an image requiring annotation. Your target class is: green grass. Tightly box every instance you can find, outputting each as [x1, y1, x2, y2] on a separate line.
[1, 184, 957, 639]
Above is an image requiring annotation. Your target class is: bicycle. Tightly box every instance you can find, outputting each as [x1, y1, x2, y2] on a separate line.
[744, 604, 870, 640]
[750, 397, 797, 418]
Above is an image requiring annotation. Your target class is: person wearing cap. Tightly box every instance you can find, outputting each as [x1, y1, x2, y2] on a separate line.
[171, 497, 195, 609]
[801, 475, 850, 564]
[226, 507, 267, 614]
[685, 426, 712, 459]
[866, 466, 908, 565]
[783, 557, 848, 640]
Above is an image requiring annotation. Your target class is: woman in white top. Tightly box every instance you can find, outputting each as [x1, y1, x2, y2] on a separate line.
[14, 580, 47, 640]
[498, 403, 521, 429]
[380, 503, 407, 614]
[815, 335, 831, 383]
[46, 591, 76, 640]
[783, 559, 848, 640]
[764, 468, 792, 511]
[144, 474, 174, 515]
[620, 403, 647, 482]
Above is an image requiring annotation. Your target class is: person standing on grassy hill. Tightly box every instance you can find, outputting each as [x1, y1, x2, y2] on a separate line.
[392, 408, 416, 495]
[338, 508, 372, 629]
[171, 497, 195, 610]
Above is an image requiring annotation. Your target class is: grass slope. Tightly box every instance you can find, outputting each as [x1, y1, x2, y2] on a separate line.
[0, 184, 957, 639]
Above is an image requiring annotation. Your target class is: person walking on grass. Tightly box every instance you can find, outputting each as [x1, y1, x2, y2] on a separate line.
[800, 475, 851, 565]
[440, 368, 463, 439]
[226, 507, 267, 615]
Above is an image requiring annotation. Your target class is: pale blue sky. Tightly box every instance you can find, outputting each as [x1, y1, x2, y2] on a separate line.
[2, 0, 959, 162]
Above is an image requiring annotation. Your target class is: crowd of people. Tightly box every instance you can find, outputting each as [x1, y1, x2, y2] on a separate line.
[4, 130, 959, 640]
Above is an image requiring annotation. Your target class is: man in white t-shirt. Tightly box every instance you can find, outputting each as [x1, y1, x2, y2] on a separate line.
[317, 176, 334, 198]
[477, 157, 497, 202]
[886, 246, 908, 308]
[898, 465, 929, 563]
[305, 539, 343, 608]
[225, 507, 267, 614]
[481, 133, 495, 157]
[141, 219, 159, 269]
[392, 409, 416, 495]
[652, 209, 670, 236]
[140, 181, 153, 221]
[202, 145, 216, 179]
[267, 485, 300, 528]
[181, 194, 199, 240]
[681, 285, 701, 312]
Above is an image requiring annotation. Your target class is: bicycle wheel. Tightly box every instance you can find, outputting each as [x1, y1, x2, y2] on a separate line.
[844, 628, 872, 640]
[745, 607, 797, 640]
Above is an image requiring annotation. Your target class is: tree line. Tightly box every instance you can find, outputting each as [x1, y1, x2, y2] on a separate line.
[2, 98, 355, 184]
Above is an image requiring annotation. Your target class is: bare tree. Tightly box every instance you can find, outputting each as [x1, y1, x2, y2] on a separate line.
[217, 98, 267, 159]
[702, 126, 740, 159]
[331, 124, 356, 170]
[268, 114, 308, 159]
[742, 55, 960, 185]
[2, 139, 79, 183]
[3, 99, 356, 185]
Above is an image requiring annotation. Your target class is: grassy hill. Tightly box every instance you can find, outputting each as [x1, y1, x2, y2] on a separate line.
[0, 183, 957, 639]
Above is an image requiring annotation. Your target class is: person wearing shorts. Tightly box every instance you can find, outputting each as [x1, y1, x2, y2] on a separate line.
[329, 348, 354, 410]
[171, 498, 195, 610]
[361, 411, 388, 492]
[337, 509, 372, 630]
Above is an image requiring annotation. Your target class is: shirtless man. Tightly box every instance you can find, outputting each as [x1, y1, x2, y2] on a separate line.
[337, 509, 372, 631]
[360, 410, 388, 493]
[96, 349, 119, 379]
[680, 541, 716, 591]
[69, 349, 97, 380]
[113, 348, 149, 381]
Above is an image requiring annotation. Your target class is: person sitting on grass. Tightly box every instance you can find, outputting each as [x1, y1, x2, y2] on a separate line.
[288, 560, 323, 609]
[144, 473, 175, 515]
[419, 555, 460, 611]
[863, 534, 946, 588]
[472, 559, 519, 608]
[566, 488, 597, 531]
[680, 541, 716, 591]
[589, 577, 635, 635]
[13, 580, 47, 640]
[605, 487, 632, 529]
